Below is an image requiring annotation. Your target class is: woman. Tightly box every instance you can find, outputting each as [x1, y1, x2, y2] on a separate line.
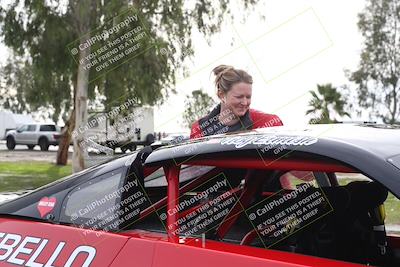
[190, 65, 283, 139]
[190, 64, 312, 189]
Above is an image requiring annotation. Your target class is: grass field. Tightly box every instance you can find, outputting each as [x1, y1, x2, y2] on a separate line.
[0, 161, 72, 192]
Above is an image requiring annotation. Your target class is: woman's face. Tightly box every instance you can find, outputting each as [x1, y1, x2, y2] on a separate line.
[221, 82, 252, 117]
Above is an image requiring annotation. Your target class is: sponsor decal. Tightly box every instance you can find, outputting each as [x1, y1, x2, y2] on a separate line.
[0, 232, 96, 266]
[37, 197, 57, 218]
[220, 135, 318, 148]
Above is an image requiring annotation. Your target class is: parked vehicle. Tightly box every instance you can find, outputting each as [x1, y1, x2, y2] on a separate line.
[5, 123, 61, 151]
[1, 124, 400, 266]
[0, 111, 35, 140]
[86, 107, 155, 153]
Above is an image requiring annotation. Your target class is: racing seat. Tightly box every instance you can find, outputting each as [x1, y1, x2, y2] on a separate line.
[238, 180, 390, 265]
[294, 181, 389, 265]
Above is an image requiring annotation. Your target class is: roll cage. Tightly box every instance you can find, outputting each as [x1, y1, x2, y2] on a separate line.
[139, 156, 357, 243]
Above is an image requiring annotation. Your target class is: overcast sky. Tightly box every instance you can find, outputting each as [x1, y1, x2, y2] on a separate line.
[154, 0, 367, 133]
[0, 0, 367, 133]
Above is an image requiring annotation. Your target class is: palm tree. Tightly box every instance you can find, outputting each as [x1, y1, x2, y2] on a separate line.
[306, 84, 350, 124]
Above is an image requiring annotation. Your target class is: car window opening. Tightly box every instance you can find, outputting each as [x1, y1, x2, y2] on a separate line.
[122, 157, 392, 266]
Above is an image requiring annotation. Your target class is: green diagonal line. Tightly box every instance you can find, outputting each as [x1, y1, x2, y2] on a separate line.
[231, 24, 269, 86]
[310, 7, 334, 45]
[245, 8, 313, 47]
[175, 43, 244, 84]
[228, 7, 334, 119]
[266, 43, 333, 84]
[174, 7, 316, 89]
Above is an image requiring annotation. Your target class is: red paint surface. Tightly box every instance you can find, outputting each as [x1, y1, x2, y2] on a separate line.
[0, 218, 128, 267]
[1, 218, 394, 267]
[121, 230, 364, 267]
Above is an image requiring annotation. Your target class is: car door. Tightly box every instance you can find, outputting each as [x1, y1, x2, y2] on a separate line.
[25, 124, 37, 144]
[14, 125, 28, 143]
[0, 218, 129, 267]
[0, 164, 136, 266]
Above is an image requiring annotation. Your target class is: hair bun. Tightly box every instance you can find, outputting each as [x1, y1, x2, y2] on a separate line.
[212, 64, 252, 93]
[212, 64, 234, 76]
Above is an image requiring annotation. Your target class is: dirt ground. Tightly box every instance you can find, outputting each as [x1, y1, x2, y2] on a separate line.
[0, 141, 72, 163]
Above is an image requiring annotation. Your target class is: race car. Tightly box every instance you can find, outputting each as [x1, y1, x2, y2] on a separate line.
[0, 123, 400, 267]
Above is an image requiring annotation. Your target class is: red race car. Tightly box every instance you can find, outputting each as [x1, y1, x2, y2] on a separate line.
[1, 124, 400, 267]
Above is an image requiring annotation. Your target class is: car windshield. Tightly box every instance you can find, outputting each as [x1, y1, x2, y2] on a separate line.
[16, 125, 27, 131]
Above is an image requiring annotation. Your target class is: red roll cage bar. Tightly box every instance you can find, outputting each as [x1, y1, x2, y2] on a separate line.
[143, 157, 357, 243]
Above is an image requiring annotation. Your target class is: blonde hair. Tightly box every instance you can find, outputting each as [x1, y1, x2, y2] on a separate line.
[212, 64, 253, 93]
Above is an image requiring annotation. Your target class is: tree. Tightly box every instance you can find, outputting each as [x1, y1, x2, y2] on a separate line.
[306, 84, 350, 124]
[349, 0, 400, 124]
[0, 0, 260, 171]
[183, 89, 216, 129]
[0, 58, 34, 114]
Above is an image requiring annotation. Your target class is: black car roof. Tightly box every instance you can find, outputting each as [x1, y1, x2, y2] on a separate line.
[146, 124, 400, 164]
[145, 124, 400, 196]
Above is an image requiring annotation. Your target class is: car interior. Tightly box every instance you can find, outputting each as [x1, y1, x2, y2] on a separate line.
[124, 163, 399, 267]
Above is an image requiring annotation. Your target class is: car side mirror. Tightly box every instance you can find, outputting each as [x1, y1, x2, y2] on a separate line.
[16, 129, 22, 133]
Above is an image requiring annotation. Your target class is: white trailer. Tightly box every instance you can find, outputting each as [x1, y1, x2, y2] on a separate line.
[85, 106, 155, 152]
[0, 111, 35, 140]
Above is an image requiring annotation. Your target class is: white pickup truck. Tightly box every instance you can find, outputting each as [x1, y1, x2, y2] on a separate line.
[0, 111, 35, 140]
[5, 123, 61, 151]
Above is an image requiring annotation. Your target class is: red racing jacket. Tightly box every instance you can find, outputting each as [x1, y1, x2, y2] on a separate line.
[190, 106, 283, 139]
